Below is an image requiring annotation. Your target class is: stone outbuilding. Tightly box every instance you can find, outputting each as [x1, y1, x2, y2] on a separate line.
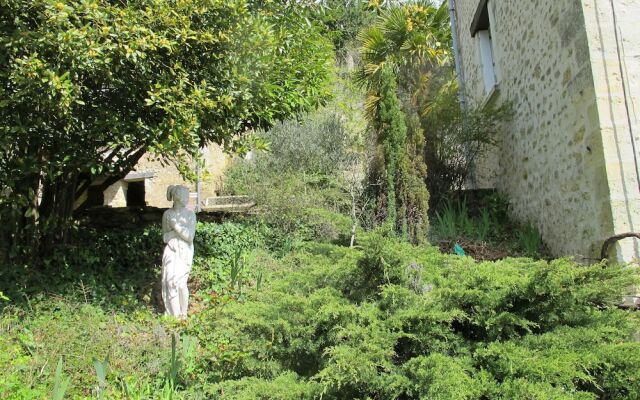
[450, 0, 640, 263]
[76, 144, 228, 211]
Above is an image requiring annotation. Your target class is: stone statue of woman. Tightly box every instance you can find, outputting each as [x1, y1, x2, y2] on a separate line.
[162, 185, 196, 319]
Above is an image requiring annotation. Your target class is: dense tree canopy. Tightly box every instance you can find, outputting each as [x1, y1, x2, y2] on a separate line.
[312, 0, 376, 54]
[0, 0, 334, 259]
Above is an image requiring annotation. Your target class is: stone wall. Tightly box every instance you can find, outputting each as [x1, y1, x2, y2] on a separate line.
[452, 0, 639, 260]
[581, 0, 640, 262]
[103, 180, 127, 208]
[102, 143, 228, 209]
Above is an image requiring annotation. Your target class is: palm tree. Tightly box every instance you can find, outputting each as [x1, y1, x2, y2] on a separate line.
[356, 1, 452, 119]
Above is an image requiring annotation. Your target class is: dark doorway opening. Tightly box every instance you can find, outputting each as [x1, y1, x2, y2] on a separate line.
[126, 181, 146, 207]
[86, 185, 105, 207]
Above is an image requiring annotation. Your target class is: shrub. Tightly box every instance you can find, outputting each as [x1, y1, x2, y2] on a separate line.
[3, 220, 638, 399]
[422, 77, 512, 205]
[1, 221, 271, 311]
[221, 80, 368, 248]
[1, 225, 162, 312]
[182, 231, 640, 398]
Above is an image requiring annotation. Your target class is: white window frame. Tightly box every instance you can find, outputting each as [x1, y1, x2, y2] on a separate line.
[472, 0, 500, 97]
[477, 29, 496, 94]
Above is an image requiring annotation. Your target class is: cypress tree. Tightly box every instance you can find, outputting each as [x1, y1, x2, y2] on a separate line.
[370, 66, 429, 241]
[376, 67, 407, 229]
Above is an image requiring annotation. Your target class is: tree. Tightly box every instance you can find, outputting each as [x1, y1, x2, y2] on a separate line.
[356, 1, 509, 207]
[356, 1, 451, 117]
[365, 66, 429, 241]
[311, 0, 376, 55]
[357, 2, 445, 241]
[0, 0, 334, 260]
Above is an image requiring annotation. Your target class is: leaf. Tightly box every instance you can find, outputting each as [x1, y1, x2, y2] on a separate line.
[52, 358, 70, 400]
[93, 355, 109, 398]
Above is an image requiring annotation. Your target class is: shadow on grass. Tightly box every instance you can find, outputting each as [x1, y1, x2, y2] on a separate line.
[0, 225, 164, 313]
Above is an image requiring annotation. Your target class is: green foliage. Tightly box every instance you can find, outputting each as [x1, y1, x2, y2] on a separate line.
[433, 200, 482, 241]
[357, 4, 444, 241]
[434, 201, 458, 239]
[355, 1, 511, 205]
[2, 225, 162, 312]
[518, 223, 543, 257]
[2, 219, 639, 398]
[211, 372, 320, 400]
[0, 300, 171, 398]
[356, 2, 452, 103]
[180, 230, 639, 398]
[0, 298, 204, 398]
[376, 67, 407, 228]
[364, 66, 430, 241]
[0, 333, 46, 399]
[222, 88, 365, 247]
[194, 222, 264, 261]
[167, 334, 180, 389]
[93, 356, 109, 400]
[250, 112, 350, 177]
[430, 195, 549, 259]
[476, 208, 492, 242]
[311, 0, 376, 56]
[52, 358, 70, 400]
[0, 0, 334, 261]
[1, 221, 272, 311]
[422, 81, 512, 201]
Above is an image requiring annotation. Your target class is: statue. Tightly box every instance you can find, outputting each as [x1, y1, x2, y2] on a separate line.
[161, 185, 196, 319]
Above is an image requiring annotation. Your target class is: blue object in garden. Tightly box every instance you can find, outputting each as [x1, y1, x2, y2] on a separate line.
[453, 243, 466, 256]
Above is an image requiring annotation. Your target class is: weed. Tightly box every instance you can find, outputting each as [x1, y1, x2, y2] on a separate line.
[476, 208, 492, 242]
[256, 269, 264, 291]
[518, 223, 542, 257]
[168, 334, 180, 388]
[230, 248, 245, 291]
[93, 355, 109, 399]
[434, 202, 457, 239]
[51, 358, 69, 400]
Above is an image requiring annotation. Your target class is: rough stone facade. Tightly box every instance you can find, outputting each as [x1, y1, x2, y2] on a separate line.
[452, 0, 640, 262]
[97, 144, 227, 209]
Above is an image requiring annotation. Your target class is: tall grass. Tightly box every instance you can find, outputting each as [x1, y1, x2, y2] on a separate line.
[431, 198, 545, 258]
[518, 223, 542, 257]
[434, 202, 457, 239]
[433, 200, 486, 242]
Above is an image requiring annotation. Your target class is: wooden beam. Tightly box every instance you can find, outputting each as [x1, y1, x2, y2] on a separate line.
[470, 0, 490, 37]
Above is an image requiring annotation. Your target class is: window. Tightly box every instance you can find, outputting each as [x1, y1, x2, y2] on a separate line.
[478, 29, 496, 94]
[470, 0, 499, 95]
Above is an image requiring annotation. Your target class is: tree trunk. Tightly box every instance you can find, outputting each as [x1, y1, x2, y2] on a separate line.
[38, 172, 79, 257]
[350, 191, 357, 248]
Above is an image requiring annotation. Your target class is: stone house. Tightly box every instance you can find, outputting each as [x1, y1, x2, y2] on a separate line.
[76, 144, 228, 210]
[449, 0, 640, 262]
